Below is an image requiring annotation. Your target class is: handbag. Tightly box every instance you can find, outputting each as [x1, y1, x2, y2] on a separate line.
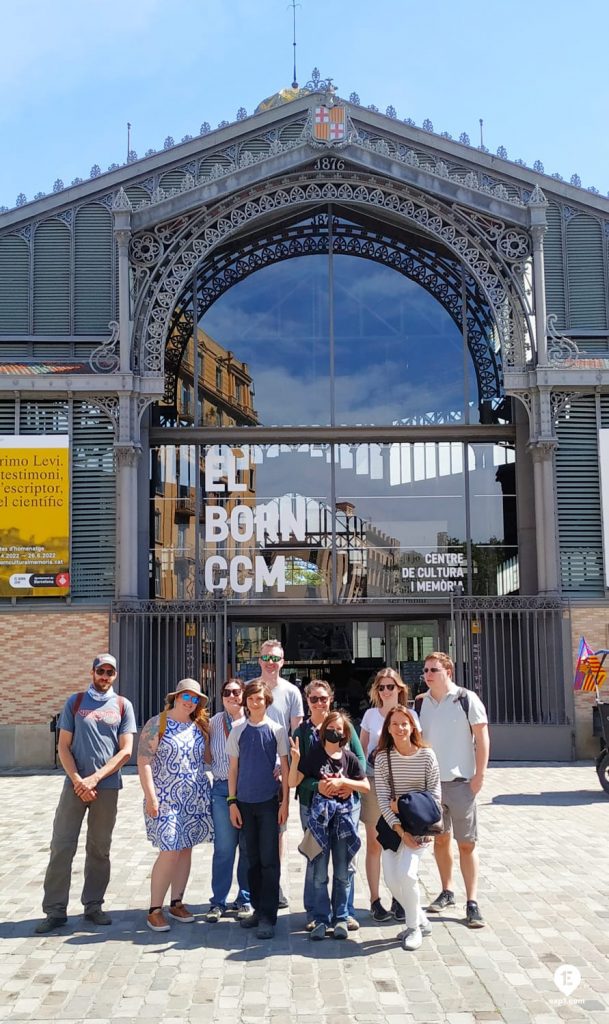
[397, 790, 443, 836]
[375, 751, 401, 852]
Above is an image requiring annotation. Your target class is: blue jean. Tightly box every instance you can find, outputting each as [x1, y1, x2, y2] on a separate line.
[210, 779, 250, 909]
[239, 796, 280, 925]
[300, 800, 358, 922]
[311, 828, 352, 926]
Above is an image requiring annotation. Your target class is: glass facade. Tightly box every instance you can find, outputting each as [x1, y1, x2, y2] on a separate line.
[198, 252, 500, 428]
[151, 217, 517, 604]
[150, 441, 517, 601]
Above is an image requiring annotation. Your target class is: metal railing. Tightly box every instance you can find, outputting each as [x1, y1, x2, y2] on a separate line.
[452, 596, 570, 725]
[111, 601, 219, 725]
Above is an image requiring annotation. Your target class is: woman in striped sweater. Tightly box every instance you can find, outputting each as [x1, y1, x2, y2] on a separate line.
[374, 706, 441, 950]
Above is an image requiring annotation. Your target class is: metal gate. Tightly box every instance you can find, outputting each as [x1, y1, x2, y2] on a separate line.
[452, 596, 571, 726]
[111, 601, 222, 725]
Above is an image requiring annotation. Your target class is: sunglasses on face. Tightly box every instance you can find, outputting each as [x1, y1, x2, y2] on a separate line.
[223, 689, 241, 697]
[180, 693, 199, 704]
[260, 654, 282, 663]
[423, 666, 441, 673]
[308, 695, 330, 704]
[94, 667, 115, 677]
[378, 683, 396, 692]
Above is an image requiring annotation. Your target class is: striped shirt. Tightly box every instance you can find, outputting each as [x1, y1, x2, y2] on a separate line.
[374, 746, 441, 828]
[209, 710, 245, 781]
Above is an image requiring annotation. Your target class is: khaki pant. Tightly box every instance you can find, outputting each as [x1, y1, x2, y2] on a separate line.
[42, 783, 119, 917]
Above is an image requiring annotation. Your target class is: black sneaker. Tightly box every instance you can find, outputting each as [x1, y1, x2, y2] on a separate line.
[391, 898, 405, 922]
[370, 898, 392, 922]
[84, 909, 112, 925]
[277, 888, 289, 909]
[427, 889, 455, 913]
[466, 900, 485, 928]
[35, 916, 67, 934]
[256, 919, 275, 939]
[239, 912, 259, 929]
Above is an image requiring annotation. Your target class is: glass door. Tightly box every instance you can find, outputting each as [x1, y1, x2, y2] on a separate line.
[387, 620, 445, 698]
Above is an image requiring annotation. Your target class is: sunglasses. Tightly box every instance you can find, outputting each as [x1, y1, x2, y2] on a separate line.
[223, 689, 241, 697]
[260, 654, 282, 663]
[180, 692, 200, 704]
[423, 666, 441, 673]
[308, 695, 330, 704]
[378, 683, 396, 692]
[94, 667, 115, 677]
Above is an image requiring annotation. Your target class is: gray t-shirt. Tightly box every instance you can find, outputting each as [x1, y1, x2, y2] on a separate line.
[59, 691, 137, 790]
[265, 677, 304, 736]
[418, 687, 487, 782]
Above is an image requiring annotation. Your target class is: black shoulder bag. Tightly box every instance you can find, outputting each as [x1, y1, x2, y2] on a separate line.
[375, 751, 402, 853]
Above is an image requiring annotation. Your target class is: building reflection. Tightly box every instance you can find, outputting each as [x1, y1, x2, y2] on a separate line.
[151, 326, 258, 598]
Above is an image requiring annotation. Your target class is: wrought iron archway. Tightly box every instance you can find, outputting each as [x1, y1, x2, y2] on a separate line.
[129, 170, 534, 378]
[161, 206, 503, 410]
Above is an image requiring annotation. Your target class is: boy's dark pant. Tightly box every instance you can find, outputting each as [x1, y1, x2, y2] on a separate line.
[239, 796, 280, 925]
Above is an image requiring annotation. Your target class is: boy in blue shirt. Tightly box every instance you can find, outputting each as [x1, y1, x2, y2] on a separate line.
[227, 680, 289, 939]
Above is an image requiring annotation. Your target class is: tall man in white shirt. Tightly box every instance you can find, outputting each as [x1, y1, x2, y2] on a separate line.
[256, 639, 303, 908]
[417, 651, 490, 928]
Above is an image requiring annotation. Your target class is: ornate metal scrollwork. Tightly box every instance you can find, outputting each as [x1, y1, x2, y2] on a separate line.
[87, 395, 119, 424]
[546, 314, 581, 366]
[131, 232, 164, 265]
[89, 321, 121, 374]
[161, 213, 501, 408]
[131, 170, 533, 377]
[453, 594, 563, 610]
[497, 229, 530, 262]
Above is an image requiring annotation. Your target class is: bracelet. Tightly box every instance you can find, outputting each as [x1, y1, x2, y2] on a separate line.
[226, 796, 237, 804]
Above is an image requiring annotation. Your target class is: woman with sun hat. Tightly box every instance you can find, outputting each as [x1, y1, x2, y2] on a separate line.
[137, 678, 213, 932]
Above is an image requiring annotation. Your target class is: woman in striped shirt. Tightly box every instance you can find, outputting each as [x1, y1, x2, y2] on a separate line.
[205, 679, 250, 923]
[374, 706, 441, 951]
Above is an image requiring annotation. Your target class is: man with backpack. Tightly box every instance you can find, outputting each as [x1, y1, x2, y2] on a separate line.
[416, 651, 489, 929]
[35, 654, 137, 934]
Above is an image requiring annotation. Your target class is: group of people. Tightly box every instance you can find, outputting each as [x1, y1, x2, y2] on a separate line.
[36, 641, 490, 953]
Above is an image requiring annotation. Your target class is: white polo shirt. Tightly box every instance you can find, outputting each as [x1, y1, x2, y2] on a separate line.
[418, 686, 488, 783]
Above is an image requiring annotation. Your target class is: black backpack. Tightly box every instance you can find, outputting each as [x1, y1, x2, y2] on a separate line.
[415, 687, 472, 733]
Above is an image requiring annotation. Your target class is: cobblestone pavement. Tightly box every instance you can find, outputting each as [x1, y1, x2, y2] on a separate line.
[1, 763, 609, 1024]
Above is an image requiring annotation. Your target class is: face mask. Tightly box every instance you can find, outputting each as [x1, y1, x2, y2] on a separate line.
[325, 728, 345, 745]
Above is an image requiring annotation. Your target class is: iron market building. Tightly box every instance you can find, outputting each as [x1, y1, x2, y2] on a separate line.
[0, 79, 607, 766]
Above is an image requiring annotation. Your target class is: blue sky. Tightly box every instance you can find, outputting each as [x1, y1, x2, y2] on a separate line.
[2, 0, 609, 209]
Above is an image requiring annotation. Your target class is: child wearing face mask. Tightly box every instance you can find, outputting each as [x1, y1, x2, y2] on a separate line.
[288, 711, 370, 942]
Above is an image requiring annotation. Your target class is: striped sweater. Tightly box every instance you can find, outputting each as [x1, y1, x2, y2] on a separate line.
[374, 746, 441, 828]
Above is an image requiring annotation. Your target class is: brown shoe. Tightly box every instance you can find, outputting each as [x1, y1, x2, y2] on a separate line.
[168, 902, 195, 923]
[146, 909, 170, 932]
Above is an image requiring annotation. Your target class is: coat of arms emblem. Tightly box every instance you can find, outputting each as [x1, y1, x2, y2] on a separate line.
[313, 105, 347, 144]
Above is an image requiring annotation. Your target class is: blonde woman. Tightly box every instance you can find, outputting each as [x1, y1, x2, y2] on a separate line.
[359, 668, 419, 922]
[138, 679, 213, 932]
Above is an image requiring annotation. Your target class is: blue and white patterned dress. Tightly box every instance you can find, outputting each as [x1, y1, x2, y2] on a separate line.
[145, 718, 214, 851]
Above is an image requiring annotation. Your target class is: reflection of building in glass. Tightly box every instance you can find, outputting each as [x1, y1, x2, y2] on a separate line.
[170, 326, 258, 427]
[151, 328, 259, 598]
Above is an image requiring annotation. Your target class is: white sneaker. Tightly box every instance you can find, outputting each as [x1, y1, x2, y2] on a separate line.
[419, 910, 432, 937]
[401, 926, 423, 950]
